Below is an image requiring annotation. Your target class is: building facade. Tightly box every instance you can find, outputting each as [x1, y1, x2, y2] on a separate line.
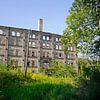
[0, 19, 78, 72]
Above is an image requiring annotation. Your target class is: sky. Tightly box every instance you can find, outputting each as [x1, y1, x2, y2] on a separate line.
[0, 0, 74, 35]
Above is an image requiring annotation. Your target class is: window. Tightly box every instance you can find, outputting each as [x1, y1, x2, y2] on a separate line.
[67, 62, 70, 64]
[0, 30, 3, 34]
[43, 36, 46, 40]
[29, 42, 31, 46]
[56, 45, 58, 49]
[12, 31, 16, 36]
[59, 45, 62, 50]
[43, 43, 46, 47]
[71, 62, 73, 65]
[16, 32, 20, 36]
[67, 54, 70, 59]
[47, 36, 49, 40]
[32, 51, 35, 57]
[30, 34, 32, 38]
[32, 34, 36, 38]
[70, 47, 73, 51]
[32, 42, 36, 47]
[68, 47, 70, 50]
[47, 43, 49, 48]
[59, 53, 62, 57]
[27, 61, 30, 66]
[56, 37, 59, 41]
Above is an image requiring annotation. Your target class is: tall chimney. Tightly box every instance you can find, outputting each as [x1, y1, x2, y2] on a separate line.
[38, 19, 43, 31]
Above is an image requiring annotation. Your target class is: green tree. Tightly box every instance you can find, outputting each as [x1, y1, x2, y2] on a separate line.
[47, 60, 77, 78]
[61, 0, 100, 60]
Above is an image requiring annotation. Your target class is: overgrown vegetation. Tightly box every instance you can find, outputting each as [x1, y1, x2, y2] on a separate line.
[0, 64, 78, 100]
[0, 60, 100, 100]
[39, 60, 77, 78]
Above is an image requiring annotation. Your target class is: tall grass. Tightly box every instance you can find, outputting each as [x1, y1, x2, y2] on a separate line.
[0, 65, 78, 100]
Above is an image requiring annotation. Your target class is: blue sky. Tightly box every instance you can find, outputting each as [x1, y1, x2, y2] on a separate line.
[0, 0, 74, 35]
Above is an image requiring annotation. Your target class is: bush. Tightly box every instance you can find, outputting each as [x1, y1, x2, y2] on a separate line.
[46, 60, 77, 78]
[77, 65, 100, 100]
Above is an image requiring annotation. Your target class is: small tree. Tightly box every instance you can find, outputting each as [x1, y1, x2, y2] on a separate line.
[47, 60, 77, 78]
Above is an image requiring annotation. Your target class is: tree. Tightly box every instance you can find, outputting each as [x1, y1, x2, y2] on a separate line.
[46, 60, 77, 78]
[61, 0, 100, 60]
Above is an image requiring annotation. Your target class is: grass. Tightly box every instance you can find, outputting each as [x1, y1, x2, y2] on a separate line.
[0, 66, 78, 100]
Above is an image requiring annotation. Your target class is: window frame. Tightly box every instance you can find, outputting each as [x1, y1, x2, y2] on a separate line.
[59, 45, 62, 50]
[16, 32, 20, 37]
[0, 30, 3, 34]
[47, 36, 49, 40]
[55, 37, 59, 41]
[43, 36, 46, 40]
[56, 45, 58, 49]
[32, 42, 36, 47]
[32, 34, 36, 38]
[12, 31, 16, 36]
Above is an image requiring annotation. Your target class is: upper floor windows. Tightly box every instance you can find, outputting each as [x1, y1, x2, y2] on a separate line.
[0, 30, 3, 34]
[56, 45, 59, 49]
[59, 45, 62, 50]
[12, 31, 16, 36]
[55, 45, 62, 50]
[29, 42, 31, 46]
[32, 42, 36, 47]
[28, 50, 37, 57]
[70, 47, 73, 51]
[16, 32, 20, 36]
[47, 43, 50, 48]
[43, 36, 46, 40]
[30, 34, 36, 38]
[68, 46, 73, 51]
[67, 54, 70, 59]
[42, 35, 51, 41]
[47, 36, 49, 40]
[32, 34, 35, 38]
[42, 43, 50, 48]
[29, 41, 36, 47]
[56, 37, 59, 41]
[11, 31, 20, 37]
[43, 43, 46, 47]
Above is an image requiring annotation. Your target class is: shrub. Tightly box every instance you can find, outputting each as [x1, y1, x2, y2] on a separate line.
[46, 60, 77, 78]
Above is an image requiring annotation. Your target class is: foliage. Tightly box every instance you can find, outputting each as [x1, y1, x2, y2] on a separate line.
[76, 58, 100, 100]
[45, 60, 77, 78]
[0, 64, 78, 100]
[61, 0, 100, 59]
[77, 64, 100, 100]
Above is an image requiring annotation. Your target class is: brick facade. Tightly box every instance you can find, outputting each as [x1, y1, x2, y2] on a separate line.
[0, 25, 78, 72]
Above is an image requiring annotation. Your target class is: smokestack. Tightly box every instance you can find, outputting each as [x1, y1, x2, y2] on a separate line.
[38, 19, 43, 31]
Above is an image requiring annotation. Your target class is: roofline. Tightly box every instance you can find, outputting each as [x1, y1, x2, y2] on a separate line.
[0, 25, 62, 36]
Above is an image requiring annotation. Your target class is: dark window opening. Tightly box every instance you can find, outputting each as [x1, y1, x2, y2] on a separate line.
[32, 51, 35, 57]
[59, 53, 62, 57]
